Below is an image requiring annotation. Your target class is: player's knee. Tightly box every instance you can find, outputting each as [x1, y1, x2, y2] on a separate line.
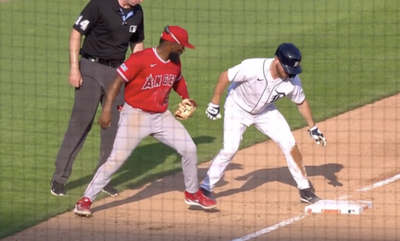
[276, 136, 296, 153]
[101, 154, 127, 173]
[108, 150, 130, 164]
[220, 145, 239, 159]
[179, 140, 197, 157]
[186, 141, 197, 154]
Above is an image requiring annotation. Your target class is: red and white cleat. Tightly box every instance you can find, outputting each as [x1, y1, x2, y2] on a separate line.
[184, 189, 217, 210]
[74, 197, 92, 217]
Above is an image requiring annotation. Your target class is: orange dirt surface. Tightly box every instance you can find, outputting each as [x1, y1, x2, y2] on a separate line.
[2, 94, 400, 241]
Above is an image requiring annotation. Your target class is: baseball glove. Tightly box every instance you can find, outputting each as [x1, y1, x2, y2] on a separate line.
[174, 98, 197, 120]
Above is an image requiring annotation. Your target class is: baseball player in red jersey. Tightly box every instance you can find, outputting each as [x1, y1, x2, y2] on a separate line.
[74, 25, 217, 217]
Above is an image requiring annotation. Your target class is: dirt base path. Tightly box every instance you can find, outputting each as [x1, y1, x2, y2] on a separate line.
[2, 94, 400, 241]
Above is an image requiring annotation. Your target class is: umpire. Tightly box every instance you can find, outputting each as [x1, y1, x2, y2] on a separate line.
[51, 0, 145, 196]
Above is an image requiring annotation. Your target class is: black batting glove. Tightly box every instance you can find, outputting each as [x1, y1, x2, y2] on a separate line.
[307, 126, 327, 147]
[205, 102, 221, 120]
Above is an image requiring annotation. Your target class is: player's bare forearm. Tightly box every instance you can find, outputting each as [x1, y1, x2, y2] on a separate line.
[130, 41, 144, 53]
[211, 71, 230, 105]
[296, 99, 316, 128]
[103, 76, 125, 113]
[69, 29, 82, 70]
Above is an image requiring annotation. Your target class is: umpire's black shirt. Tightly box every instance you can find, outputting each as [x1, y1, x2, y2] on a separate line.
[72, 0, 144, 61]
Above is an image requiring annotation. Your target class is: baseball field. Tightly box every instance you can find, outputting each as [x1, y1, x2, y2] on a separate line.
[0, 0, 399, 240]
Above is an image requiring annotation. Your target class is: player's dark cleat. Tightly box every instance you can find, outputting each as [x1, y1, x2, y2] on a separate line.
[74, 197, 92, 217]
[299, 188, 321, 204]
[102, 183, 119, 197]
[200, 187, 215, 200]
[185, 189, 217, 210]
[50, 179, 66, 196]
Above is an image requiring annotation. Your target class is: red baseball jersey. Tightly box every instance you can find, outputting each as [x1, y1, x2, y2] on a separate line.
[116, 48, 183, 113]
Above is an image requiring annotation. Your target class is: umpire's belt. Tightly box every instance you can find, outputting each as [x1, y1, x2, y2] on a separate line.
[81, 52, 123, 68]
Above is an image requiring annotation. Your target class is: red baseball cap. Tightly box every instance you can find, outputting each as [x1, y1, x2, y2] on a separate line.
[161, 25, 195, 49]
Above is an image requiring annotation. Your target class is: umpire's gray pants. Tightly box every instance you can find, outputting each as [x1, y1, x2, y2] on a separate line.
[52, 58, 124, 184]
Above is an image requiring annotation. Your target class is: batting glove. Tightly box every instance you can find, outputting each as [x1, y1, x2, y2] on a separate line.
[205, 102, 222, 120]
[307, 126, 327, 147]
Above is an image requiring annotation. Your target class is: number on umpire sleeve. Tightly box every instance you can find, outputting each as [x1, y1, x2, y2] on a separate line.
[75, 15, 90, 31]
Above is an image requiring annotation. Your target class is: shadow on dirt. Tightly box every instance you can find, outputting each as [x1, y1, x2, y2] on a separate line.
[91, 162, 344, 213]
[215, 163, 344, 198]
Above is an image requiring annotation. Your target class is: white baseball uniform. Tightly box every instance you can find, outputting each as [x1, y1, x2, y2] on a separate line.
[201, 58, 311, 192]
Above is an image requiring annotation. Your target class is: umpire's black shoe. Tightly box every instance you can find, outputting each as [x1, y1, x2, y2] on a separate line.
[51, 180, 66, 196]
[200, 187, 215, 200]
[299, 188, 321, 204]
[102, 183, 119, 197]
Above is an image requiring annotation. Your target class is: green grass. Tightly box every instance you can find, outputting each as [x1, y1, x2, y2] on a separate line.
[0, 0, 399, 238]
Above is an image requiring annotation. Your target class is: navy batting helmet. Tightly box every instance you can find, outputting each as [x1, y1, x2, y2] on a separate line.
[275, 43, 302, 75]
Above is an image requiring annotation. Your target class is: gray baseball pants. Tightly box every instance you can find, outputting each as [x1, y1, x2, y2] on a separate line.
[83, 103, 199, 202]
[52, 58, 124, 184]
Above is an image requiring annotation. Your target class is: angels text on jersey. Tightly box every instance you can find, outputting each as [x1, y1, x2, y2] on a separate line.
[142, 74, 178, 90]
